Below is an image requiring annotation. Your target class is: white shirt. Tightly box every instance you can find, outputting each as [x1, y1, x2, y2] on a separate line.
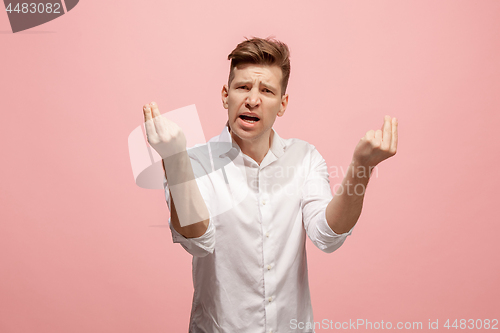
[164, 126, 354, 333]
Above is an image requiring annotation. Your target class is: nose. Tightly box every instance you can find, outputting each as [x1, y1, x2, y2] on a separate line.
[245, 88, 261, 109]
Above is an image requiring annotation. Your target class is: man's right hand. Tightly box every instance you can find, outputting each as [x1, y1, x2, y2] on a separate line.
[143, 101, 210, 235]
[143, 102, 187, 159]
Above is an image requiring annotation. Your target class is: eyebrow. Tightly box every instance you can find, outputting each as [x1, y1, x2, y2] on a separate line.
[233, 81, 278, 91]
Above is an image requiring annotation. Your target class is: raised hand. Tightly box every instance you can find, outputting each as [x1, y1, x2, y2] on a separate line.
[352, 115, 398, 168]
[143, 102, 187, 159]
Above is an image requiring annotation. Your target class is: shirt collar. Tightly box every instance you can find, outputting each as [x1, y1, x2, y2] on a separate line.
[215, 122, 287, 159]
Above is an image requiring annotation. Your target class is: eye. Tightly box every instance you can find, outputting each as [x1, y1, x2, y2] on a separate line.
[263, 88, 274, 94]
[238, 86, 249, 90]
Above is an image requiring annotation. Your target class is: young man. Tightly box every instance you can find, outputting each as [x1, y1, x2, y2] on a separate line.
[143, 37, 398, 332]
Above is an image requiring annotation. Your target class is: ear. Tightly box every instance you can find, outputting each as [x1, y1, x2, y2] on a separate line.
[277, 93, 288, 117]
[221, 84, 229, 109]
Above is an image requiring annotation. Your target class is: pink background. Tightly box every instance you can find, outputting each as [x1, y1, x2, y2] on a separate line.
[1, 1, 499, 332]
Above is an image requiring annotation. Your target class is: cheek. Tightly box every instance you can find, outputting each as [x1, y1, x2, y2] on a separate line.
[227, 105, 238, 118]
[228, 98, 244, 112]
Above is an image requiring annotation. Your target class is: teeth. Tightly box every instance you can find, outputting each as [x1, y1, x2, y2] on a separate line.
[242, 118, 256, 123]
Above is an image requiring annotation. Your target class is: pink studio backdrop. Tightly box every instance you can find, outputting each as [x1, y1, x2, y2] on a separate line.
[1, 1, 499, 332]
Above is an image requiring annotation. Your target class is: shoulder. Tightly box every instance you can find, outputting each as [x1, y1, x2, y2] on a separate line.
[278, 137, 328, 177]
[283, 137, 323, 159]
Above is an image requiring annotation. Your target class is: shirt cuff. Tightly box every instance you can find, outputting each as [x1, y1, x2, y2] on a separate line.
[319, 215, 354, 237]
[313, 211, 354, 253]
[169, 217, 215, 256]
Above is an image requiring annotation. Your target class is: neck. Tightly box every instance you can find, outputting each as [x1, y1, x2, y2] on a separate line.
[230, 128, 274, 165]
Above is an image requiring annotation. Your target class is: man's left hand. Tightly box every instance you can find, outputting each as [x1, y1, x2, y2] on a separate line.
[352, 115, 398, 168]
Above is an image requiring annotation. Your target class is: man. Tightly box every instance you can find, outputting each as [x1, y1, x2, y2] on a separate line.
[143, 37, 398, 332]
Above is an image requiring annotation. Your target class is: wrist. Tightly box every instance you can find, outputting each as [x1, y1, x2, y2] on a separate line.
[163, 151, 196, 186]
[348, 159, 376, 182]
[351, 156, 378, 170]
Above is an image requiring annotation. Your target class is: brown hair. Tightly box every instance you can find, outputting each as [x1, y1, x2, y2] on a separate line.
[227, 37, 291, 96]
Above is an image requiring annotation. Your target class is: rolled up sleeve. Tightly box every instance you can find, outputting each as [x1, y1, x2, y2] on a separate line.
[310, 211, 354, 253]
[301, 147, 354, 253]
[168, 216, 215, 257]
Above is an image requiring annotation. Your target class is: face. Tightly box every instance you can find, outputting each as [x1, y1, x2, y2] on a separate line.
[221, 64, 288, 147]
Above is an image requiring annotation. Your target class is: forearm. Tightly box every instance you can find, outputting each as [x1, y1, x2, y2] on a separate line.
[326, 160, 373, 234]
[163, 152, 210, 238]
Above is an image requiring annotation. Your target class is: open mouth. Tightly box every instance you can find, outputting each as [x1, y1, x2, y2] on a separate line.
[239, 115, 260, 123]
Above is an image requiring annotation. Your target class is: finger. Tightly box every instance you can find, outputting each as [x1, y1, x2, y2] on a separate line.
[390, 117, 398, 153]
[143, 104, 158, 138]
[374, 129, 382, 145]
[365, 129, 375, 141]
[143, 103, 153, 122]
[150, 101, 161, 118]
[382, 115, 392, 150]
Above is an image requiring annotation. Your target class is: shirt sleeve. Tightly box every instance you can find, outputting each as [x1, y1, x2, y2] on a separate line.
[163, 158, 216, 258]
[301, 147, 354, 253]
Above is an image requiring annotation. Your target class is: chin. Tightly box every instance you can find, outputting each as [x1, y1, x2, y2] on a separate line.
[230, 124, 256, 140]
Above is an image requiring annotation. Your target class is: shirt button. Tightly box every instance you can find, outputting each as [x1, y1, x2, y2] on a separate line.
[262, 200, 266, 205]
[267, 265, 272, 270]
[268, 296, 273, 302]
[266, 232, 270, 238]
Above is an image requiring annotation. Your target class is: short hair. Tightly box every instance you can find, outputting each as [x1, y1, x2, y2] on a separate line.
[227, 37, 291, 96]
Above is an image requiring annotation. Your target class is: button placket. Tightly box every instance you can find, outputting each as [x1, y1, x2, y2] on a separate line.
[260, 170, 278, 331]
